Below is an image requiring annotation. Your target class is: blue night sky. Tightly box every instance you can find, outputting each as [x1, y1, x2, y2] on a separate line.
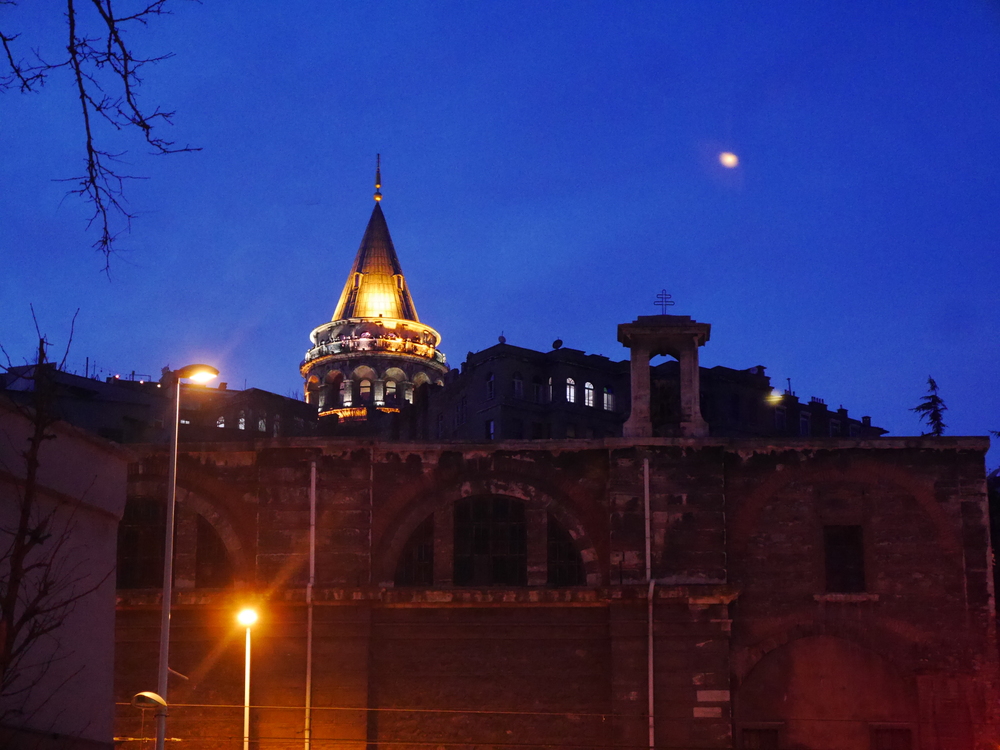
[2, 2, 999, 463]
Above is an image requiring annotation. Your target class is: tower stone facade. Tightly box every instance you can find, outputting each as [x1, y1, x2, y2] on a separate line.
[300, 167, 447, 424]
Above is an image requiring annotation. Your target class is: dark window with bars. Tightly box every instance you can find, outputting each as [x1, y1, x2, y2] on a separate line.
[195, 515, 233, 588]
[117, 497, 166, 589]
[824, 524, 866, 592]
[871, 727, 912, 750]
[741, 728, 779, 750]
[547, 513, 585, 586]
[454, 497, 526, 586]
[395, 514, 434, 586]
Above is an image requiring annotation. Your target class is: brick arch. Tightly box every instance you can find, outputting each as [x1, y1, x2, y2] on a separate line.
[732, 620, 920, 688]
[375, 473, 602, 586]
[175, 485, 250, 586]
[729, 458, 962, 559]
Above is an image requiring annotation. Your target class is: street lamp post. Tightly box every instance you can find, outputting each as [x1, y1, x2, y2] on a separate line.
[237, 608, 259, 750]
[154, 364, 219, 750]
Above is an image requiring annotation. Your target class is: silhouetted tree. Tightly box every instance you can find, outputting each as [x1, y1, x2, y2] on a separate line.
[1, 1, 198, 268]
[0, 319, 109, 726]
[911, 376, 947, 436]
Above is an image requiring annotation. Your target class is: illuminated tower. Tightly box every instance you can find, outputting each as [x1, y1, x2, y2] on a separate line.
[300, 160, 448, 422]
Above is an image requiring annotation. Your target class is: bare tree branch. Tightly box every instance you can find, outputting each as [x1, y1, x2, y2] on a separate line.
[1, 1, 199, 269]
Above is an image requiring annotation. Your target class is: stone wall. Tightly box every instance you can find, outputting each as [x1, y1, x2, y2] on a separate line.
[114, 436, 996, 750]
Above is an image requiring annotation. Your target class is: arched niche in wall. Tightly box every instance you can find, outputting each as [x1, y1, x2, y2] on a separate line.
[304, 375, 321, 406]
[728, 462, 967, 608]
[734, 635, 919, 750]
[377, 476, 600, 588]
[116, 485, 249, 590]
[323, 370, 345, 409]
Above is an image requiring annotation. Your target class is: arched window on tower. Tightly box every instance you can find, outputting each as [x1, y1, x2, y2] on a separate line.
[566, 378, 576, 404]
[385, 379, 398, 404]
[584, 382, 595, 407]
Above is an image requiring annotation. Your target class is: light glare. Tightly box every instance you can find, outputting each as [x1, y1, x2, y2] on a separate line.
[719, 152, 739, 168]
[237, 608, 258, 627]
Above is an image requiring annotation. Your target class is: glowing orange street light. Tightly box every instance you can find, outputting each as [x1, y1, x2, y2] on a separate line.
[238, 608, 258, 750]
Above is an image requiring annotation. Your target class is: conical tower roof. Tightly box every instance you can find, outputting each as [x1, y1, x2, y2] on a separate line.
[331, 202, 419, 321]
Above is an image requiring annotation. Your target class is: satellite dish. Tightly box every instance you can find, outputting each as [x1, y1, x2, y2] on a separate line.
[132, 691, 167, 709]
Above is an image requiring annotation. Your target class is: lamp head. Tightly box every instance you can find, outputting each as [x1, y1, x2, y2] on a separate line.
[132, 691, 167, 709]
[237, 608, 258, 627]
[174, 364, 219, 384]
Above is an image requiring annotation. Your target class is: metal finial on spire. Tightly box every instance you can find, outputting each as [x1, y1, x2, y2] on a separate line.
[374, 154, 382, 202]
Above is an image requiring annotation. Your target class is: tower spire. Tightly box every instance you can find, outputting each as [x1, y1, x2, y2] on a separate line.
[374, 154, 382, 202]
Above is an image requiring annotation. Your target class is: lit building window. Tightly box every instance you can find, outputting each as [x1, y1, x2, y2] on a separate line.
[216, 416, 225, 428]
[385, 379, 397, 403]
[546, 377, 553, 403]
[584, 382, 594, 407]
[566, 378, 576, 403]
[603, 387, 615, 411]
[238, 411, 246, 430]
[340, 381, 351, 407]
[360, 379, 372, 402]
[486, 373, 495, 400]
[485, 419, 495, 440]
[258, 414, 267, 432]
[512, 373, 523, 399]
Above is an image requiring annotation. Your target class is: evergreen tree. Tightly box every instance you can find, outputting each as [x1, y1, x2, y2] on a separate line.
[911, 376, 947, 436]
